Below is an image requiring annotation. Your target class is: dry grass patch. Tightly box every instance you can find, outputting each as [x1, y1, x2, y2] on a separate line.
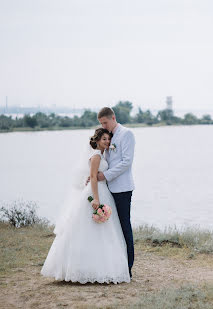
[0, 222, 54, 276]
[134, 224, 213, 254]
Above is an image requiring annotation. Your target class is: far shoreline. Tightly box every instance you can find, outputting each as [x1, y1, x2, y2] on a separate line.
[0, 122, 210, 134]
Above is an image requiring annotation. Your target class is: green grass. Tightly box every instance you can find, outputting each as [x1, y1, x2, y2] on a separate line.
[119, 284, 213, 309]
[0, 222, 55, 276]
[133, 224, 213, 254]
[70, 284, 213, 309]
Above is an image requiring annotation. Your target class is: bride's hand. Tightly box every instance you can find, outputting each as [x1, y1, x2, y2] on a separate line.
[91, 199, 99, 210]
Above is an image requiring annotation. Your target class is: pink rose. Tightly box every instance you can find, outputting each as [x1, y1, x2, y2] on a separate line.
[93, 214, 100, 222]
[97, 208, 104, 216]
[104, 211, 108, 217]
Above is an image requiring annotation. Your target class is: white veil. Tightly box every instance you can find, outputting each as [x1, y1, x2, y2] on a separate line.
[53, 143, 94, 235]
[71, 144, 93, 190]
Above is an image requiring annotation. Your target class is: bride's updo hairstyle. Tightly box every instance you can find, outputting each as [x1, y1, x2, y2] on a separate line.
[90, 128, 112, 149]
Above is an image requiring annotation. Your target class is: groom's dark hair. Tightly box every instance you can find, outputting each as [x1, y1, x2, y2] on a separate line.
[98, 107, 115, 119]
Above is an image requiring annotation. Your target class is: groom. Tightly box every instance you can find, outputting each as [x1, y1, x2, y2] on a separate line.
[97, 107, 135, 279]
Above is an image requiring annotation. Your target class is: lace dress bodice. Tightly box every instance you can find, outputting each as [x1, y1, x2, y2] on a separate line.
[88, 149, 108, 185]
[98, 155, 108, 173]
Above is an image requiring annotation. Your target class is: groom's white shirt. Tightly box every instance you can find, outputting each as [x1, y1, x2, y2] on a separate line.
[103, 123, 135, 193]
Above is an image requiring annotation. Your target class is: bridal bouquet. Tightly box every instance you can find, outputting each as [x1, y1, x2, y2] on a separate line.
[88, 196, 112, 223]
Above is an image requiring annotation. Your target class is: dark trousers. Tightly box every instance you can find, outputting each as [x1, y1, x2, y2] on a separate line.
[112, 191, 134, 270]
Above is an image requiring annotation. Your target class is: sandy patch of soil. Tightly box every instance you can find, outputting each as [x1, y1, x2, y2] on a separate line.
[1, 250, 213, 309]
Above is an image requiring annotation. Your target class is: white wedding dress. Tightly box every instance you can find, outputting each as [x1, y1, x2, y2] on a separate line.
[41, 149, 130, 284]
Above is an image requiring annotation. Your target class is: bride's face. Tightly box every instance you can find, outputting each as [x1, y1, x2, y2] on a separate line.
[97, 133, 111, 150]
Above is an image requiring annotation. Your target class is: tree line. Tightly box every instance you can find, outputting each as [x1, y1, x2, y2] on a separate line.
[0, 101, 212, 131]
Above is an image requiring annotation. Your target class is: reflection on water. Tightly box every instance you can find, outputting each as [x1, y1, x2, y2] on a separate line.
[0, 126, 213, 230]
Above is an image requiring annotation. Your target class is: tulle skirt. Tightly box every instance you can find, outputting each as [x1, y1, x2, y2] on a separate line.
[40, 181, 130, 284]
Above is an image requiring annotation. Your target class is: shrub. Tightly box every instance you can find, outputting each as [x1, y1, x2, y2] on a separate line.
[0, 200, 49, 228]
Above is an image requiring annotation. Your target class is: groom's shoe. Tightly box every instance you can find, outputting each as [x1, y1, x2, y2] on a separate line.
[129, 267, 132, 280]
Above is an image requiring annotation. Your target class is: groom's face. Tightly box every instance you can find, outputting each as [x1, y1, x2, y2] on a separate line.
[98, 116, 116, 132]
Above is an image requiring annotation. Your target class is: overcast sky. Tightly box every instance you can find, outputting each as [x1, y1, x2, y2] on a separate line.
[0, 0, 213, 112]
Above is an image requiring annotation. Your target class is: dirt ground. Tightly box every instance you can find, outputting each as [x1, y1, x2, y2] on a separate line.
[1, 248, 213, 309]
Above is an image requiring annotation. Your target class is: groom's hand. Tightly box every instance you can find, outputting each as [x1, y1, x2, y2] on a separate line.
[97, 172, 105, 181]
[85, 176, 90, 186]
[86, 172, 105, 185]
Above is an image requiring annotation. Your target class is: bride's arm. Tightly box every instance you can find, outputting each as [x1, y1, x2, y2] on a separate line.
[90, 154, 101, 210]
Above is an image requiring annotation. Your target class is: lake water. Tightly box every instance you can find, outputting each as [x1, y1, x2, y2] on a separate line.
[0, 125, 213, 230]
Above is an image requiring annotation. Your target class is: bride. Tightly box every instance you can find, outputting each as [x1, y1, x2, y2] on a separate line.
[40, 128, 130, 284]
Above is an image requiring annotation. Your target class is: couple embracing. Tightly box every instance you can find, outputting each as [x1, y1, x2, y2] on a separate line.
[41, 107, 135, 284]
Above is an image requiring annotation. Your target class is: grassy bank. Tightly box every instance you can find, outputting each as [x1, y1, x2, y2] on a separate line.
[1, 221, 213, 308]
